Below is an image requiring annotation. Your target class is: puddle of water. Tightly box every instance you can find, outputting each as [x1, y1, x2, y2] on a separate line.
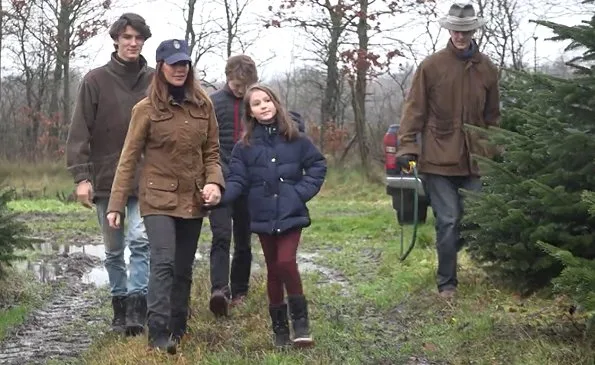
[12, 260, 63, 283]
[18, 241, 204, 287]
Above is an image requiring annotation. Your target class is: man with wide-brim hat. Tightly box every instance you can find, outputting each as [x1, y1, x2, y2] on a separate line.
[438, 2, 487, 32]
[395, 2, 500, 300]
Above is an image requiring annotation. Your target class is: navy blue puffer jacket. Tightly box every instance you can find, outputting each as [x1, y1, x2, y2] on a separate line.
[221, 123, 326, 235]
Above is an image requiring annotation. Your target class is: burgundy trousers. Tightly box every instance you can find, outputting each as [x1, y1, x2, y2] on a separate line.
[258, 228, 303, 305]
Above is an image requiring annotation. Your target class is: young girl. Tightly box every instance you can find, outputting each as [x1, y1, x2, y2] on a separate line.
[220, 84, 326, 348]
[106, 39, 224, 354]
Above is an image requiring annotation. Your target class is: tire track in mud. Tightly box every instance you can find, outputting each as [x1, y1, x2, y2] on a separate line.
[1, 211, 108, 365]
[0, 274, 103, 365]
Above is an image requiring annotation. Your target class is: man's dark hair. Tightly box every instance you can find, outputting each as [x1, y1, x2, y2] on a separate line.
[109, 13, 152, 47]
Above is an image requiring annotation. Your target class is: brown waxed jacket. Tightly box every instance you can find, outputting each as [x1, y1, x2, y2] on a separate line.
[397, 41, 501, 176]
[107, 95, 225, 219]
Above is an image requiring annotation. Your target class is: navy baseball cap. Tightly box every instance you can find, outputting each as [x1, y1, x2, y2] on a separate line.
[156, 39, 192, 65]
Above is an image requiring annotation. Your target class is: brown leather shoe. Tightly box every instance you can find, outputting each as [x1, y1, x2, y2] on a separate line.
[209, 290, 230, 317]
[230, 294, 246, 308]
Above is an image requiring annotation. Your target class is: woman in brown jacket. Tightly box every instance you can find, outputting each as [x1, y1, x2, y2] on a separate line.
[106, 39, 224, 354]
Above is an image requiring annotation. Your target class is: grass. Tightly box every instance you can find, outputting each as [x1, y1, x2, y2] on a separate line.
[0, 158, 73, 199]
[1, 166, 594, 364]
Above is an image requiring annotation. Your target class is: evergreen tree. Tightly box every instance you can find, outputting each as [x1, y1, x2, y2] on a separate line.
[536, 189, 595, 336]
[462, 12, 595, 293]
[0, 186, 34, 279]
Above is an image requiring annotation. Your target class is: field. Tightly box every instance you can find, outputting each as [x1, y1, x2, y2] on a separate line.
[0, 161, 593, 364]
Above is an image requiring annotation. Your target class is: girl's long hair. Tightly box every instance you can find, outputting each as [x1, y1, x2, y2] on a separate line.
[240, 84, 299, 145]
[147, 61, 212, 111]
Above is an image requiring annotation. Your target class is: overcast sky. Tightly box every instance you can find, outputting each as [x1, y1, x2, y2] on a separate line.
[7, 0, 591, 82]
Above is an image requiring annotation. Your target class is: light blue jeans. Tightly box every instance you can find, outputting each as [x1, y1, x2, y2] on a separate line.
[95, 197, 149, 297]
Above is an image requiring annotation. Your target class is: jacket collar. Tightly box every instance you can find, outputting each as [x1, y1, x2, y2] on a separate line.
[107, 52, 148, 76]
[446, 40, 481, 63]
[252, 122, 279, 139]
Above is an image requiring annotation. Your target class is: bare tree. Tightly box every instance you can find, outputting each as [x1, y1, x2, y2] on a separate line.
[178, 0, 263, 84]
[340, 0, 424, 177]
[0, 1, 4, 106]
[387, 63, 414, 107]
[473, 0, 578, 71]
[476, 0, 526, 69]
[182, 0, 224, 81]
[3, 0, 55, 158]
[1, 0, 111, 159]
[271, 0, 358, 152]
[34, 0, 113, 138]
[1, 2, 6, 107]
[418, 0, 443, 56]
[221, 0, 250, 57]
[0, 0, 17, 106]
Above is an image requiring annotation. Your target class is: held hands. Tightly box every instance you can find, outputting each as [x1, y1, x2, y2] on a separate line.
[202, 183, 222, 207]
[106, 212, 121, 229]
[396, 154, 417, 172]
[75, 180, 94, 209]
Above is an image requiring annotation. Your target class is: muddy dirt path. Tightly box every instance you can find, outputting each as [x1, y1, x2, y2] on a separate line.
[0, 254, 104, 365]
[1, 212, 441, 364]
[0, 212, 108, 365]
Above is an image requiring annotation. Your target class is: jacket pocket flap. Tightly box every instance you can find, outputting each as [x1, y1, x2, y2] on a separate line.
[150, 111, 174, 122]
[147, 178, 178, 191]
[428, 120, 455, 136]
[189, 108, 209, 119]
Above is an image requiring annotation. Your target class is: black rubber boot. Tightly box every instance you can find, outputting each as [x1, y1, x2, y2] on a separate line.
[148, 321, 177, 355]
[169, 311, 187, 344]
[288, 295, 314, 347]
[125, 293, 146, 336]
[268, 303, 291, 347]
[111, 296, 127, 334]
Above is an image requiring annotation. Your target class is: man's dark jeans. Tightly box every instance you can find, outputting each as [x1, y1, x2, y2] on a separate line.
[209, 195, 252, 298]
[423, 174, 481, 292]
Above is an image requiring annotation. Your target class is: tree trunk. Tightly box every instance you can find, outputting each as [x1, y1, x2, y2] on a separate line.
[224, 0, 233, 58]
[353, 0, 371, 179]
[0, 1, 3, 107]
[339, 134, 357, 163]
[49, 3, 69, 117]
[185, 0, 197, 52]
[319, 11, 342, 153]
[62, 49, 71, 139]
[56, 3, 71, 146]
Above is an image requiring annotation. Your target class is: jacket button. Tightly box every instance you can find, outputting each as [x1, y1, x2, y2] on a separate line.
[184, 120, 188, 124]
[276, 229, 281, 232]
[271, 158, 276, 162]
[279, 177, 284, 182]
[170, 183, 175, 187]
[149, 182, 153, 185]
[273, 194, 278, 198]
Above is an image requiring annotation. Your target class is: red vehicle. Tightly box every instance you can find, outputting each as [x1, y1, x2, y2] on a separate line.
[383, 124, 429, 225]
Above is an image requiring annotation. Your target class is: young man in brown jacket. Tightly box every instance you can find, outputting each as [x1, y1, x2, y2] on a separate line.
[65, 13, 154, 335]
[396, 3, 501, 299]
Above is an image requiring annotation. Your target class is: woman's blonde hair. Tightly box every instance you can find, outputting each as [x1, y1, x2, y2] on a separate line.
[147, 61, 212, 111]
[241, 84, 299, 145]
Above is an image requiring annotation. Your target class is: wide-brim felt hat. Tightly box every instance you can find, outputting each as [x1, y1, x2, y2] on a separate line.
[439, 3, 487, 32]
